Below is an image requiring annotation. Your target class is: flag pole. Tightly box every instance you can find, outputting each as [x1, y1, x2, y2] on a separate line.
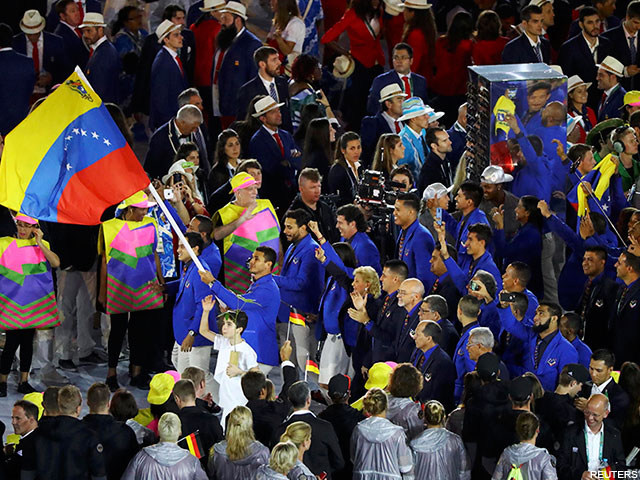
[147, 182, 205, 271]
[286, 317, 291, 342]
[304, 353, 309, 381]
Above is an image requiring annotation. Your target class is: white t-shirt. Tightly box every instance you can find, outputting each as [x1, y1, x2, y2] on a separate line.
[213, 336, 258, 423]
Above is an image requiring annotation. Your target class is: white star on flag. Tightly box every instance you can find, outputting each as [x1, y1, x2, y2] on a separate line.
[92, 131, 99, 139]
[81, 129, 87, 136]
[72, 128, 80, 135]
[66, 164, 73, 171]
[103, 138, 111, 146]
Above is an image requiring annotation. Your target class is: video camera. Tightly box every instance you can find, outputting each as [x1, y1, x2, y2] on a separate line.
[355, 170, 403, 213]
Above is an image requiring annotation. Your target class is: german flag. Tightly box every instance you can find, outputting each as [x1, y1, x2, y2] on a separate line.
[289, 307, 305, 327]
[306, 359, 319, 375]
[178, 431, 204, 459]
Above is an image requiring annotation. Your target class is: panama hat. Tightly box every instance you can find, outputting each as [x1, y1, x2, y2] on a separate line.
[156, 19, 182, 43]
[596, 56, 624, 77]
[332, 55, 355, 78]
[379, 84, 407, 103]
[20, 10, 46, 34]
[200, 0, 226, 12]
[252, 96, 284, 117]
[219, 1, 248, 19]
[567, 75, 592, 93]
[79, 12, 106, 28]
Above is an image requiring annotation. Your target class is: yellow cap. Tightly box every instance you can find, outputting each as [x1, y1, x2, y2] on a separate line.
[229, 172, 258, 193]
[118, 191, 157, 209]
[23, 392, 44, 419]
[623, 90, 640, 107]
[364, 362, 394, 390]
[147, 373, 175, 405]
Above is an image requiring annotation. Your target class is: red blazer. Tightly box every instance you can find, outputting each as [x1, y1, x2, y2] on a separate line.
[405, 28, 434, 83]
[569, 107, 596, 144]
[472, 36, 509, 66]
[190, 17, 221, 87]
[322, 8, 385, 68]
[383, 14, 405, 60]
[431, 37, 473, 97]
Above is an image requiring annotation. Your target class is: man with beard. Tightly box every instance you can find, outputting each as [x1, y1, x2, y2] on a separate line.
[236, 46, 292, 131]
[479, 165, 519, 240]
[497, 299, 578, 391]
[212, 1, 262, 128]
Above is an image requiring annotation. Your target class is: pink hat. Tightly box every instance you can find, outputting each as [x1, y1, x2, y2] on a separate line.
[15, 213, 38, 225]
[385, 361, 398, 370]
[164, 370, 181, 383]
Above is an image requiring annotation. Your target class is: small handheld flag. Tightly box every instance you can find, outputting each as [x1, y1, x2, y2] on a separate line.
[289, 308, 306, 326]
[178, 431, 204, 459]
[305, 359, 319, 381]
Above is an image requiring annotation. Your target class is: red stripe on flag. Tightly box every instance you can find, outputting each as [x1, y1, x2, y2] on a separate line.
[57, 146, 148, 225]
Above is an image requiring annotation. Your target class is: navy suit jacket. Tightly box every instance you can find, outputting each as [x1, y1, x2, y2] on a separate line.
[216, 29, 262, 116]
[85, 39, 121, 104]
[568, 15, 621, 39]
[602, 24, 640, 90]
[144, 118, 209, 180]
[249, 126, 300, 213]
[501, 34, 551, 64]
[598, 83, 626, 122]
[366, 70, 428, 115]
[558, 33, 612, 109]
[236, 75, 292, 131]
[360, 112, 394, 167]
[53, 22, 89, 75]
[12, 31, 68, 84]
[149, 48, 188, 131]
[394, 303, 422, 364]
[413, 345, 456, 411]
[446, 122, 466, 172]
[46, 0, 101, 33]
[0, 49, 35, 135]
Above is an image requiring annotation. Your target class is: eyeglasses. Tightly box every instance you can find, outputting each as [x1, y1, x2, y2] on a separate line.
[393, 55, 411, 61]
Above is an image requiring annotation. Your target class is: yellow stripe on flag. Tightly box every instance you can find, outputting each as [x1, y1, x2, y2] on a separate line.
[0, 68, 100, 212]
[289, 312, 305, 327]
[306, 360, 319, 375]
[185, 434, 196, 456]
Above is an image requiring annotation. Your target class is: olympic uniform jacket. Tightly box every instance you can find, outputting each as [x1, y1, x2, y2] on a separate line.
[396, 218, 435, 292]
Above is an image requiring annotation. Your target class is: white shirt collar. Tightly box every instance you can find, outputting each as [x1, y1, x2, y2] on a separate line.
[604, 84, 618, 97]
[582, 32, 599, 50]
[592, 376, 613, 394]
[258, 72, 276, 95]
[163, 45, 178, 58]
[286, 409, 315, 421]
[263, 124, 278, 136]
[381, 110, 400, 131]
[91, 35, 107, 49]
[524, 31, 540, 48]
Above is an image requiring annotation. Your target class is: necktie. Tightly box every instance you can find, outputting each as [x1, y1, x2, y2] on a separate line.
[382, 295, 390, 315]
[74, 27, 82, 38]
[599, 92, 607, 115]
[534, 338, 543, 369]
[88, 47, 94, 59]
[401, 76, 411, 96]
[213, 50, 226, 84]
[630, 36, 637, 64]
[430, 279, 439, 294]
[394, 121, 400, 133]
[534, 43, 542, 62]
[31, 40, 39, 74]
[579, 279, 593, 319]
[273, 132, 285, 157]
[398, 230, 406, 257]
[77, 1, 84, 23]
[269, 82, 278, 102]
[175, 56, 184, 76]
[618, 286, 629, 315]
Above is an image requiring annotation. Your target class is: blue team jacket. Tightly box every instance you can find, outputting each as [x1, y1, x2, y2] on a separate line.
[397, 219, 435, 292]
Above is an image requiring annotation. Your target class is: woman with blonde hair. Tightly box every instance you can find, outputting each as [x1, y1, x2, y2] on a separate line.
[371, 133, 405, 177]
[410, 400, 470, 479]
[350, 388, 413, 479]
[209, 406, 269, 479]
[255, 441, 299, 479]
[279, 421, 315, 480]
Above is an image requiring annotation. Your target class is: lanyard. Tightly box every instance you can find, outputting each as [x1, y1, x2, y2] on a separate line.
[584, 426, 604, 467]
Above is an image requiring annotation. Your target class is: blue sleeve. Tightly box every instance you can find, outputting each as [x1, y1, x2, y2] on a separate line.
[442, 210, 459, 240]
[188, 270, 212, 333]
[609, 174, 629, 221]
[498, 306, 531, 341]
[163, 200, 186, 233]
[545, 215, 582, 252]
[360, 241, 382, 275]
[274, 254, 320, 291]
[444, 257, 468, 296]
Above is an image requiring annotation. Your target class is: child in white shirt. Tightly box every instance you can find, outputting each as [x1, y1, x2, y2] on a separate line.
[199, 295, 258, 425]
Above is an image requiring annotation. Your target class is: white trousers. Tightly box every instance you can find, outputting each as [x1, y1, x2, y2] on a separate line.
[171, 342, 214, 396]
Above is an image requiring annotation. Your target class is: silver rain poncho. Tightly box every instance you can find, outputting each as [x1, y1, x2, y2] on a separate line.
[209, 440, 270, 480]
[351, 416, 414, 480]
[121, 442, 208, 480]
[386, 396, 424, 441]
[491, 442, 558, 480]
[253, 465, 289, 480]
[287, 459, 316, 480]
[410, 427, 471, 480]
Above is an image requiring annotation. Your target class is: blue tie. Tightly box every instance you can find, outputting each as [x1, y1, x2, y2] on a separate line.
[269, 82, 278, 102]
[534, 43, 542, 62]
[630, 36, 637, 64]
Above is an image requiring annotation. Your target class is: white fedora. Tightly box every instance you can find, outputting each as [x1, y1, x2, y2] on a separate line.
[404, 0, 431, 9]
[156, 19, 182, 43]
[567, 75, 592, 93]
[200, 0, 226, 11]
[383, 0, 404, 16]
[596, 56, 624, 77]
[379, 84, 407, 103]
[219, 1, 248, 20]
[79, 12, 106, 28]
[252, 96, 284, 117]
[20, 10, 46, 34]
[333, 55, 355, 78]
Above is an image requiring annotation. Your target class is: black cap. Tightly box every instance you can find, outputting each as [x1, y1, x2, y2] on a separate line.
[328, 374, 351, 396]
[565, 363, 591, 385]
[476, 352, 500, 381]
[509, 376, 533, 402]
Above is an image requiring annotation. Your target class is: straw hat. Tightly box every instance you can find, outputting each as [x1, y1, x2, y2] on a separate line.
[20, 10, 46, 34]
[200, 0, 226, 12]
[219, 1, 248, 19]
[379, 84, 407, 103]
[156, 19, 182, 43]
[79, 12, 106, 28]
[252, 96, 284, 117]
[332, 55, 355, 79]
[596, 56, 624, 77]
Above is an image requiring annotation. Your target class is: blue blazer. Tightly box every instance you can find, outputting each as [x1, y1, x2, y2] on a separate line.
[201, 242, 221, 278]
[212, 273, 281, 366]
[394, 302, 422, 364]
[571, 336, 593, 369]
[348, 231, 381, 274]
[454, 322, 480, 403]
[53, 23, 89, 75]
[47, 0, 102, 33]
[569, 15, 620, 39]
[397, 219, 435, 292]
[274, 234, 325, 321]
[598, 83, 626, 122]
[12, 32, 68, 84]
[366, 70, 428, 115]
[360, 112, 393, 167]
[444, 251, 502, 297]
[501, 34, 551, 65]
[249, 126, 300, 212]
[443, 207, 490, 259]
[149, 48, 188, 131]
[413, 345, 456, 410]
[510, 135, 551, 203]
[144, 118, 209, 180]
[167, 259, 213, 346]
[499, 307, 579, 391]
[0, 49, 35, 136]
[603, 24, 640, 90]
[85, 39, 121, 104]
[398, 125, 427, 183]
[216, 29, 262, 116]
[236, 75, 292, 131]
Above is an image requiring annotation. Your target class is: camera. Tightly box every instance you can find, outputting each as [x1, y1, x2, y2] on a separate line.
[355, 170, 399, 212]
[499, 292, 517, 303]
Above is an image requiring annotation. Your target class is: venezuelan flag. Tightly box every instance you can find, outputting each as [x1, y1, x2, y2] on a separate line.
[306, 359, 320, 375]
[289, 307, 306, 327]
[178, 431, 204, 459]
[0, 68, 149, 225]
[567, 154, 618, 217]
